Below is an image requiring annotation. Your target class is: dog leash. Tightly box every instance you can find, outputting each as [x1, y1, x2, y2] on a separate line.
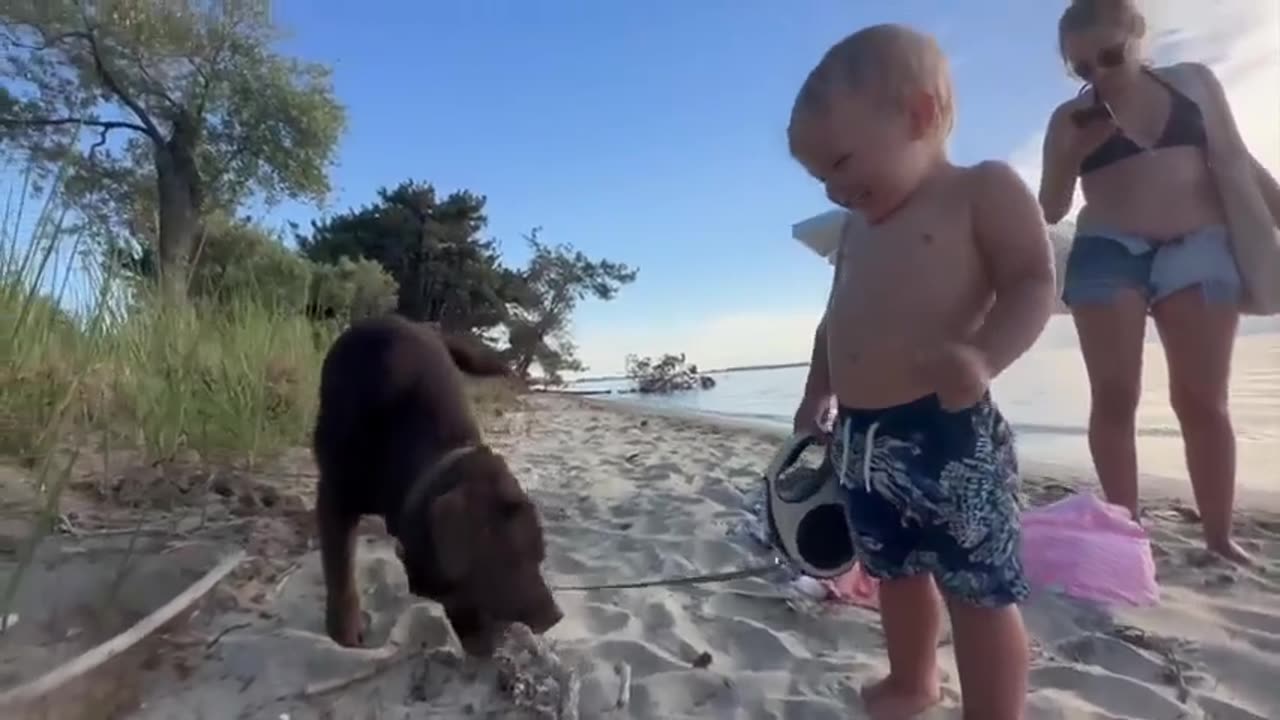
[550, 557, 786, 592]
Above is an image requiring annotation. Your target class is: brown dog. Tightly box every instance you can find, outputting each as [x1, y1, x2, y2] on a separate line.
[312, 314, 563, 656]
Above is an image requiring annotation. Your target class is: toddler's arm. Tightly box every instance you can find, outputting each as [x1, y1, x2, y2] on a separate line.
[969, 161, 1057, 377]
[801, 317, 831, 401]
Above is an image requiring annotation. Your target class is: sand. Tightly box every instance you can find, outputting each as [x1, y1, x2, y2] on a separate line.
[1, 393, 1278, 719]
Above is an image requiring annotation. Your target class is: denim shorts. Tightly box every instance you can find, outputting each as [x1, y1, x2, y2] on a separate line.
[1061, 224, 1242, 307]
[830, 394, 1028, 608]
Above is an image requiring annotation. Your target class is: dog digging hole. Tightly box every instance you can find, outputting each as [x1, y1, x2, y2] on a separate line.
[405, 623, 579, 719]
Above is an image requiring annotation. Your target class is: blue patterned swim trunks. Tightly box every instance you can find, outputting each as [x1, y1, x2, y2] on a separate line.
[831, 393, 1029, 607]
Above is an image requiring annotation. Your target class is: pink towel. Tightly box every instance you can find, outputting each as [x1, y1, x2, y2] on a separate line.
[818, 493, 1159, 609]
[1020, 493, 1159, 607]
[821, 562, 879, 609]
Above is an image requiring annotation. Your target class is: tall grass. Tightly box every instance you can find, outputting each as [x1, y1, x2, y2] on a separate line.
[0, 169, 342, 636]
[0, 166, 524, 642]
[1, 185, 334, 469]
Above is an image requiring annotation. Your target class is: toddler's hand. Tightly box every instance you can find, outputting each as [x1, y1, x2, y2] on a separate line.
[792, 393, 834, 442]
[918, 343, 990, 411]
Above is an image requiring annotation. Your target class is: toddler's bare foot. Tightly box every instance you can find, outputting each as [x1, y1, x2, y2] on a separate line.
[861, 674, 941, 719]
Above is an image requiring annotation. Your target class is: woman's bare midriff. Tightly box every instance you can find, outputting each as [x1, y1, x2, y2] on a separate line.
[1078, 148, 1225, 240]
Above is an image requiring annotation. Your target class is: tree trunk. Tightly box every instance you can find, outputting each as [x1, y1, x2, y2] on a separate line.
[515, 353, 535, 380]
[152, 117, 203, 301]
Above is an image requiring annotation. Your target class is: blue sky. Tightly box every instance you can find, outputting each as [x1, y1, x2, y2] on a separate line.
[7, 2, 1276, 374]
[262, 1, 1077, 373]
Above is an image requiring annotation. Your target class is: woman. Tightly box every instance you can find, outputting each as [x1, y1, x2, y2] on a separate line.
[1039, 0, 1280, 563]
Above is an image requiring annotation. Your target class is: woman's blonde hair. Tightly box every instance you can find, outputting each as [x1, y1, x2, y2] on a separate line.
[1058, 0, 1147, 61]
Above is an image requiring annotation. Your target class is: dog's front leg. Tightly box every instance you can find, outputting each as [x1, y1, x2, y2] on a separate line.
[317, 485, 363, 647]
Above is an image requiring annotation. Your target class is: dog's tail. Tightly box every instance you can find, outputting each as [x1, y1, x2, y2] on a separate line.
[441, 332, 512, 377]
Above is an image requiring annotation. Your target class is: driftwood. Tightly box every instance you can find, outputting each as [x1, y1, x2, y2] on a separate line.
[0, 550, 245, 720]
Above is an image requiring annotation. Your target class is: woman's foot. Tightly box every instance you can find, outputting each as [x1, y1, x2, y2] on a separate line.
[861, 674, 942, 719]
[1206, 536, 1254, 566]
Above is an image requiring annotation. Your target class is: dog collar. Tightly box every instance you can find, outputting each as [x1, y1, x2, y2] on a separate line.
[399, 444, 483, 532]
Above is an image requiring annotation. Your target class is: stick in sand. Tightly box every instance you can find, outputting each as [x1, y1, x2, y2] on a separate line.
[0, 550, 245, 710]
[613, 662, 631, 709]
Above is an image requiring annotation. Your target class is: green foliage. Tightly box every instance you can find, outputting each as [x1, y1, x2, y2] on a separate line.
[506, 229, 638, 380]
[102, 211, 400, 324]
[0, 0, 346, 295]
[308, 256, 398, 325]
[624, 352, 713, 394]
[296, 179, 524, 332]
[186, 215, 311, 310]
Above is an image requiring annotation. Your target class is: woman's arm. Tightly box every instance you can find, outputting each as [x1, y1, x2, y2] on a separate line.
[1251, 155, 1280, 227]
[1038, 107, 1080, 225]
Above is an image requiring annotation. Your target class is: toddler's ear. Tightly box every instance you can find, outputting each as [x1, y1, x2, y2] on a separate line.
[904, 90, 940, 140]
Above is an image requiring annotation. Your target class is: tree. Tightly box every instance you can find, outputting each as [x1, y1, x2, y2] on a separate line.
[624, 352, 714, 394]
[505, 230, 637, 380]
[184, 213, 310, 310]
[296, 180, 524, 333]
[307, 256, 398, 325]
[0, 0, 346, 299]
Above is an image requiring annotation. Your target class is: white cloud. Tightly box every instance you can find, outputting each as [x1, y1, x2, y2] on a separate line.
[1011, 0, 1280, 205]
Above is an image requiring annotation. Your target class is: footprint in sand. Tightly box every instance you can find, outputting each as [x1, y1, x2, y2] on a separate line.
[579, 602, 632, 635]
[1197, 694, 1270, 720]
[1051, 633, 1182, 685]
[1030, 665, 1190, 720]
[1212, 601, 1280, 631]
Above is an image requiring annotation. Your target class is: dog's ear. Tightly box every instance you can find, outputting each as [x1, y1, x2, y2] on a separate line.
[491, 471, 545, 561]
[429, 487, 471, 580]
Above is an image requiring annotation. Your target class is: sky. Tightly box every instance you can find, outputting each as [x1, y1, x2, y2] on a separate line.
[10, 2, 1276, 375]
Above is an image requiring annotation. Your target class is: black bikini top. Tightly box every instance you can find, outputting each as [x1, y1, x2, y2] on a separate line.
[1079, 69, 1208, 175]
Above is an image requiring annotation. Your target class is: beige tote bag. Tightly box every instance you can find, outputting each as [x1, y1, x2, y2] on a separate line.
[1160, 64, 1280, 315]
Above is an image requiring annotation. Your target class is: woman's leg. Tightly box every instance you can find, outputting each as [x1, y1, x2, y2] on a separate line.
[1071, 289, 1150, 517]
[1151, 285, 1245, 561]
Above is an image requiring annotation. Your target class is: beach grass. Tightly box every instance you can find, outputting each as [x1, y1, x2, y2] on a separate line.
[0, 174, 519, 638]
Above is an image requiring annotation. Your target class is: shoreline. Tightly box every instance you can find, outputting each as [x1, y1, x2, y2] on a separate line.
[581, 394, 1280, 514]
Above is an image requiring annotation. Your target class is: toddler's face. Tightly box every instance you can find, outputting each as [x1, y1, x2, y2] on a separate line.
[791, 91, 925, 223]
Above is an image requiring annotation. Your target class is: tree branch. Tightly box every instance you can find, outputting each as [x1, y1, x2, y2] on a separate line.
[131, 53, 181, 111]
[69, 1, 165, 143]
[4, 31, 89, 52]
[0, 116, 148, 135]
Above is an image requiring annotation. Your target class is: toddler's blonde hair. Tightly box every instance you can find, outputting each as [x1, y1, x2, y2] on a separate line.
[789, 24, 955, 143]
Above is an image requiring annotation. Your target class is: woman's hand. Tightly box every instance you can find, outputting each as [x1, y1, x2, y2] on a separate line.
[1040, 97, 1115, 223]
[1058, 101, 1118, 162]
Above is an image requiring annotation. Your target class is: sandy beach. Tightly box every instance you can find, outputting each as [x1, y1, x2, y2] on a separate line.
[2, 392, 1279, 719]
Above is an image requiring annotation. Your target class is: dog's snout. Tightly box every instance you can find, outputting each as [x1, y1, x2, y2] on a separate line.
[526, 595, 564, 634]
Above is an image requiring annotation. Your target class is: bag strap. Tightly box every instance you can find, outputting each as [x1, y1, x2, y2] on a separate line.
[1158, 63, 1252, 168]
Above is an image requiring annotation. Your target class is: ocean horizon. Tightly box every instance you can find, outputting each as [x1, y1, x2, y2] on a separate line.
[574, 315, 1280, 492]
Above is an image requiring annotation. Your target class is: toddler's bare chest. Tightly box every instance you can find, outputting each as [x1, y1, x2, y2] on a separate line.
[832, 226, 985, 313]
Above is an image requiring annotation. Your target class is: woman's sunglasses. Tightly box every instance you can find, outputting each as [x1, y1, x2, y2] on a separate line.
[1071, 43, 1126, 79]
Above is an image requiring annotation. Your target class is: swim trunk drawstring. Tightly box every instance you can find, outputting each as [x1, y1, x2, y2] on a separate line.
[839, 417, 880, 493]
[862, 421, 879, 493]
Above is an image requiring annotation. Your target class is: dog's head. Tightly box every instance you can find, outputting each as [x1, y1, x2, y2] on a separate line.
[397, 447, 562, 655]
